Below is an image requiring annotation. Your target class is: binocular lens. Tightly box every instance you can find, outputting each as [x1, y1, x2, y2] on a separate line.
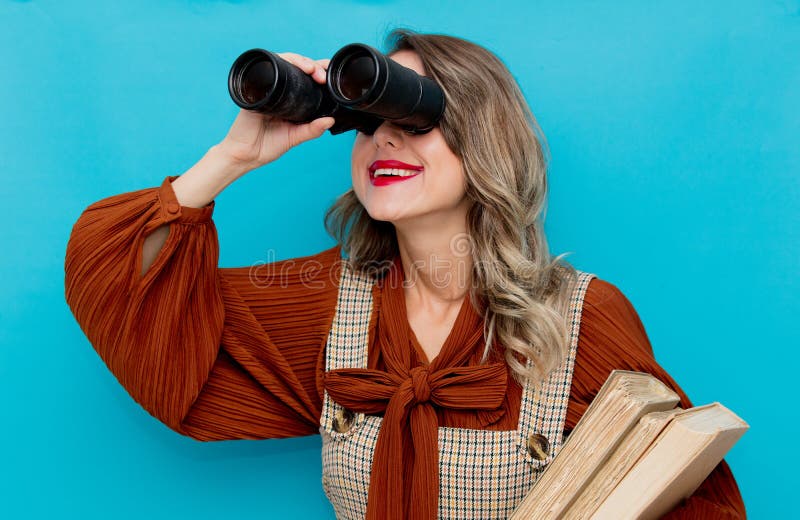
[241, 59, 275, 105]
[337, 53, 376, 101]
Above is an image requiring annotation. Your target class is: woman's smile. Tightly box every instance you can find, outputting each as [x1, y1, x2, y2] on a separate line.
[369, 159, 424, 186]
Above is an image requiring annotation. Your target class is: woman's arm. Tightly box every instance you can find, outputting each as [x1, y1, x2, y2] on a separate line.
[568, 278, 746, 519]
[66, 51, 340, 439]
[65, 175, 341, 440]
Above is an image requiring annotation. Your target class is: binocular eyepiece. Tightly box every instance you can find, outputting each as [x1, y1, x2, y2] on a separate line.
[227, 44, 446, 135]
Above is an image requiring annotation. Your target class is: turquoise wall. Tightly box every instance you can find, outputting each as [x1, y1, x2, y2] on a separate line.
[2, 0, 797, 517]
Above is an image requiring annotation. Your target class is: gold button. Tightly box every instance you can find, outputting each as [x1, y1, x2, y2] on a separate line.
[333, 407, 355, 433]
[527, 433, 550, 460]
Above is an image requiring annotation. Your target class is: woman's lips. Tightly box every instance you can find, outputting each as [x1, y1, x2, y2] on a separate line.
[368, 160, 423, 186]
[370, 174, 420, 186]
[369, 159, 424, 173]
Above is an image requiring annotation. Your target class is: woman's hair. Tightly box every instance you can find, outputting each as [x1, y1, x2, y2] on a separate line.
[324, 28, 580, 387]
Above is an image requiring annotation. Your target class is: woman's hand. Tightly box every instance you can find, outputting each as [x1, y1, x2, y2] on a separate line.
[216, 53, 334, 175]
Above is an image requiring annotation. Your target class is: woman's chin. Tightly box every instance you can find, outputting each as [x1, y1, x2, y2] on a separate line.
[365, 210, 400, 224]
[363, 204, 408, 224]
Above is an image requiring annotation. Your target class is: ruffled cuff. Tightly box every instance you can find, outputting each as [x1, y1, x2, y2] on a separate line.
[157, 175, 215, 224]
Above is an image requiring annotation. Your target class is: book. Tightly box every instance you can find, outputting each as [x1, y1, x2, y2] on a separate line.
[510, 370, 748, 520]
[588, 402, 747, 519]
[564, 407, 686, 518]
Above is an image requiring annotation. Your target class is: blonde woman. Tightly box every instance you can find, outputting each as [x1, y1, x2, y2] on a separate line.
[65, 29, 745, 519]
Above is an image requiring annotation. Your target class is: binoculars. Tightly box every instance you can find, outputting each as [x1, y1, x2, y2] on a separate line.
[227, 44, 446, 135]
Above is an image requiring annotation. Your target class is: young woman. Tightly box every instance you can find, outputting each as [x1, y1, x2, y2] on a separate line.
[64, 29, 745, 519]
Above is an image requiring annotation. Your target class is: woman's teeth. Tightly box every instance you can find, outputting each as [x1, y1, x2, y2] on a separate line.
[373, 168, 421, 177]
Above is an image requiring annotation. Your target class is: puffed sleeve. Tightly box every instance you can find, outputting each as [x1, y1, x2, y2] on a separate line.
[567, 278, 746, 519]
[65, 175, 341, 440]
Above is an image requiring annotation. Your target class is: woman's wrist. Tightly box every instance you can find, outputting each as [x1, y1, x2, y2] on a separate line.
[171, 145, 249, 208]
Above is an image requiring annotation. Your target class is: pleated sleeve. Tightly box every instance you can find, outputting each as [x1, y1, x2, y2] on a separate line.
[569, 279, 746, 519]
[65, 175, 341, 441]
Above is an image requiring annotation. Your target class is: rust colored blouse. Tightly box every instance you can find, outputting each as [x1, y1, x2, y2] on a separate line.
[64, 175, 746, 518]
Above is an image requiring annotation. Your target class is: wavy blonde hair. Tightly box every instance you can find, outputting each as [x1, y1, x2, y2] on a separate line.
[325, 28, 580, 387]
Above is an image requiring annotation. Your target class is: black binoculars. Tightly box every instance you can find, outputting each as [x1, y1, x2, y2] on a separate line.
[227, 44, 446, 135]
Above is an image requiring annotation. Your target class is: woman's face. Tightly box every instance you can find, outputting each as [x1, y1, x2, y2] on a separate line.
[350, 50, 468, 226]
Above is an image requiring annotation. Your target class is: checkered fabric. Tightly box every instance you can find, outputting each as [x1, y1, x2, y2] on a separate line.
[320, 261, 596, 519]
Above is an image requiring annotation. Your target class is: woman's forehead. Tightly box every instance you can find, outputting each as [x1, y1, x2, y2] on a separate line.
[388, 49, 426, 77]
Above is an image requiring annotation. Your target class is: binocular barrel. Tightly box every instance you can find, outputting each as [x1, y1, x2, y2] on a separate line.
[227, 49, 336, 123]
[227, 44, 445, 135]
[327, 44, 445, 133]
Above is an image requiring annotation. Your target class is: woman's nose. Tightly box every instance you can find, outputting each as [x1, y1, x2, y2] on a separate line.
[373, 121, 404, 149]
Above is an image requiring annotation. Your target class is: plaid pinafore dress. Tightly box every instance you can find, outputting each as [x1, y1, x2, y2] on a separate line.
[319, 261, 595, 519]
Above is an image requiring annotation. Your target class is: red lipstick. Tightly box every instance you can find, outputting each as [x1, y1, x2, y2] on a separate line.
[368, 160, 423, 186]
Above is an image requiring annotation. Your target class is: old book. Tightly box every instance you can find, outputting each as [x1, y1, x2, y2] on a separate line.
[510, 370, 681, 519]
[588, 402, 747, 519]
[564, 407, 687, 519]
[510, 370, 748, 520]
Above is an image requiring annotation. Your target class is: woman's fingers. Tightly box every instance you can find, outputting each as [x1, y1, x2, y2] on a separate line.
[225, 109, 269, 145]
[310, 64, 327, 84]
[286, 116, 335, 149]
[277, 52, 313, 72]
[277, 52, 327, 84]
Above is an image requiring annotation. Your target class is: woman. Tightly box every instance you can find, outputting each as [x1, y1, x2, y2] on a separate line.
[64, 29, 745, 519]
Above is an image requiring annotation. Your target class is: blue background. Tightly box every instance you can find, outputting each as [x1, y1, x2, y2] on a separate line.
[2, 0, 797, 518]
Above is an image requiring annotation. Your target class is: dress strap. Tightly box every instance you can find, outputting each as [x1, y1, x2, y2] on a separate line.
[515, 270, 597, 467]
[320, 260, 375, 436]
